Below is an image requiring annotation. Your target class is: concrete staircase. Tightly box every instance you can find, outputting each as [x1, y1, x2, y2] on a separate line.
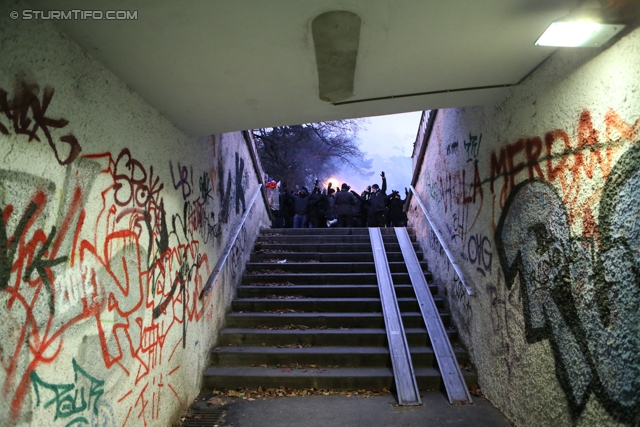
[204, 227, 476, 392]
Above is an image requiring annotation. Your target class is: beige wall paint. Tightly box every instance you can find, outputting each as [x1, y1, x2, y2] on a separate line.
[0, 7, 269, 427]
[409, 28, 640, 427]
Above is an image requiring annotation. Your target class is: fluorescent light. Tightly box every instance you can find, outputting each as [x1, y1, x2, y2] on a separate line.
[535, 20, 625, 47]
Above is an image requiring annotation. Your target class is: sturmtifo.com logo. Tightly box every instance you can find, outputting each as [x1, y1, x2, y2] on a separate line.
[10, 10, 138, 20]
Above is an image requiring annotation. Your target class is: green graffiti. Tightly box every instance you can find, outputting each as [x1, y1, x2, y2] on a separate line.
[31, 359, 104, 421]
[464, 133, 482, 163]
[64, 416, 90, 427]
[424, 169, 441, 203]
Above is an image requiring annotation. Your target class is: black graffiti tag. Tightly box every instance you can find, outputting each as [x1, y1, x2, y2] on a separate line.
[235, 152, 246, 215]
[169, 161, 193, 200]
[0, 83, 81, 165]
[495, 146, 640, 424]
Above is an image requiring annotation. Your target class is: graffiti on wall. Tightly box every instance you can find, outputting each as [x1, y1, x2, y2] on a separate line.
[422, 130, 485, 310]
[0, 82, 253, 425]
[216, 152, 247, 224]
[495, 146, 640, 423]
[484, 273, 526, 381]
[0, 151, 209, 424]
[464, 133, 482, 163]
[169, 161, 194, 200]
[466, 233, 492, 276]
[192, 171, 221, 244]
[227, 224, 249, 282]
[0, 82, 81, 165]
[31, 359, 115, 427]
[420, 108, 639, 423]
[428, 162, 484, 215]
[424, 109, 639, 279]
[446, 140, 459, 156]
[489, 110, 639, 219]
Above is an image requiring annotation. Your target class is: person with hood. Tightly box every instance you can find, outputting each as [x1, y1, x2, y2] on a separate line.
[368, 171, 387, 227]
[334, 183, 357, 227]
[283, 186, 311, 228]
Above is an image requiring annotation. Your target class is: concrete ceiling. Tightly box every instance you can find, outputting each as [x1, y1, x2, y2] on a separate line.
[29, 0, 581, 135]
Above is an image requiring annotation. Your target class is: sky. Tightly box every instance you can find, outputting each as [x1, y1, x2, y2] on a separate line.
[326, 110, 423, 194]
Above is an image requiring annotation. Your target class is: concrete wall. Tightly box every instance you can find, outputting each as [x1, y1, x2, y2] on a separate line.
[0, 3, 269, 427]
[408, 28, 640, 426]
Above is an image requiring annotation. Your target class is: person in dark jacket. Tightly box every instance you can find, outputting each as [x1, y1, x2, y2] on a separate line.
[361, 187, 372, 226]
[282, 186, 311, 228]
[307, 182, 325, 228]
[350, 189, 369, 227]
[386, 189, 408, 227]
[368, 171, 387, 227]
[279, 184, 295, 228]
[334, 183, 357, 227]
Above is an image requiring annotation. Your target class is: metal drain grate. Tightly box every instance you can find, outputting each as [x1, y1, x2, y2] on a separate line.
[180, 408, 226, 427]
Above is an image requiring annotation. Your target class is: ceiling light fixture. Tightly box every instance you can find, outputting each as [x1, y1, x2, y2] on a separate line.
[535, 8, 625, 47]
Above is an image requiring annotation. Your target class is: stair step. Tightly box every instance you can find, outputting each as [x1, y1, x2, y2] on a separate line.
[231, 297, 441, 312]
[236, 284, 435, 298]
[243, 272, 422, 285]
[245, 261, 429, 274]
[225, 311, 450, 328]
[256, 235, 415, 244]
[218, 327, 456, 346]
[203, 366, 476, 391]
[250, 252, 423, 263]
[210, 345, 469, 367]
[262, 228, 414, 236]
[254, 243, 420, 253]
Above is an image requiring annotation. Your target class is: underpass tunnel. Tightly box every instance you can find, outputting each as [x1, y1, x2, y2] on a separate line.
[1, 1, 639, 426]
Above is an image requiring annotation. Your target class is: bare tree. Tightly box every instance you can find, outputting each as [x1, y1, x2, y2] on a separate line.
[253, 119, 371, 188]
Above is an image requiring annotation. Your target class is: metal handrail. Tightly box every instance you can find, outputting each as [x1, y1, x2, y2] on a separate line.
[409, 185, 474, 296]
[199, 184, 263, 300]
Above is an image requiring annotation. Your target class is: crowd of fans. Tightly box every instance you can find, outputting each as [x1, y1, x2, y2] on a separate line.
[265, 171, 409, 228]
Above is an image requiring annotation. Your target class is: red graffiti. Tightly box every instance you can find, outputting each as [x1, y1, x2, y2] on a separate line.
[2, 187, 100, 419]
[433, 162, 484, 214]
[489, 109, 640, 220]
[2, 147, 211, 423]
